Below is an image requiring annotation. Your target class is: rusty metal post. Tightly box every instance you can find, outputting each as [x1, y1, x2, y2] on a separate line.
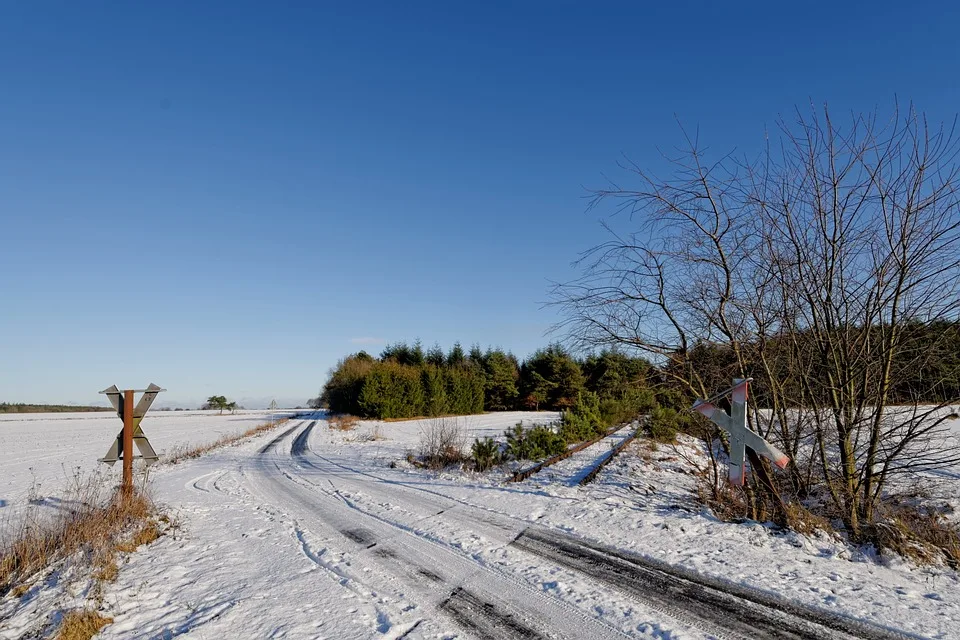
[123, 389, 134, 494]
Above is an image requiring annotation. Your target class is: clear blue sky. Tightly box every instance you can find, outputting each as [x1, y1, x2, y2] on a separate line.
[2, 1, 959, 407]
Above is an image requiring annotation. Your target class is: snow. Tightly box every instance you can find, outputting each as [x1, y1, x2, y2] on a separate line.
[0, 410, 293, 538]
[2, 411, 959, 639]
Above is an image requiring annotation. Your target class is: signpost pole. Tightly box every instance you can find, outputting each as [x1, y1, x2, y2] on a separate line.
[123, 389, 134, 494]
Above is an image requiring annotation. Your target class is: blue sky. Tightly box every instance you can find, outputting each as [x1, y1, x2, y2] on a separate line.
[2, 1, 959, 406]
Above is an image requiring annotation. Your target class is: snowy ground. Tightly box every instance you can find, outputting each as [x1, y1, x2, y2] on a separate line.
[2, 411, 959, 639]
[0, 410, 294, 537]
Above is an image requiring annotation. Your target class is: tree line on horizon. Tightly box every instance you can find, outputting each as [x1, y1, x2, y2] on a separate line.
[0, 403, 111, 414]
[314, 341, 667, 423]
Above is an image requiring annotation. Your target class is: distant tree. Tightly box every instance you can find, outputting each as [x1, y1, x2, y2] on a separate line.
[203, 395, 230, 414]
[410, 340, 425, 366]
[520, 370, 552, 411]
[320, 354, 376, 415]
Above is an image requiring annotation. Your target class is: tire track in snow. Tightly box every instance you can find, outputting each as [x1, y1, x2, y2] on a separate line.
[288, 419, 911, 640]
[251, 421, 630, 640]
[439, 587, 548, 640]
[511, 528, 912, 640]
[258, 420, 306, 454]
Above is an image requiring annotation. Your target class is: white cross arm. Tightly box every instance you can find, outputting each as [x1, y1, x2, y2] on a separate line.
[693, 399, 790, 486]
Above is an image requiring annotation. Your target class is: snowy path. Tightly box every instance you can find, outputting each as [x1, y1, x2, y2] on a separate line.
[10, 412, 954, 639]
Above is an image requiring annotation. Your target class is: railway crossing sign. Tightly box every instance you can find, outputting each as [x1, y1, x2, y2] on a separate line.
[99, 383, 164, 491]
[692, 378, 789, 486]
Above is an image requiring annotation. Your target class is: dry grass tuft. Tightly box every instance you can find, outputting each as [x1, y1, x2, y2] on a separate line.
[57, 609, 113, 640]
[11, 582, 30, 598]
[329, 414, 359, 431]
[93, 554, 118, 582]
[697, 481, 750, 522]
[115, 520, 161, 553]
[0, 483, 154, 598]
[782, 502, 836, 538]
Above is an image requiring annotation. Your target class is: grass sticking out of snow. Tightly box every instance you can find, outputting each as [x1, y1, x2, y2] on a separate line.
[163, 417, 291, 464]
[56, 608, 113, 640]
[1, 481, 155, 599]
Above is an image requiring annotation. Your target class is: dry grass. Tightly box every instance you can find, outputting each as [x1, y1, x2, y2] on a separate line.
[2, 415, 293, 631]
[57, 609, 113, 640]
[0, 486, 154, 598]
[115, 520, 161, 553]
[10, 582, 30, 598]
[697, 481, 750, 523]
[164, 416, 290, 464]
[92, 553, 118, 583]
[329, 414, 359, 431]
[865, 501, 960, 568]
[691, 455, 960, 566]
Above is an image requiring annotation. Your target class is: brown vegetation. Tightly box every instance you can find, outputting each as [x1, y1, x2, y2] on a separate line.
[56, 609, 113, 640]
[328, 414, 359, 431]
[1, 485, 154, 598]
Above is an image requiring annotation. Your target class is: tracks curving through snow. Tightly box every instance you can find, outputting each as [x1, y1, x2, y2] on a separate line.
[245, 417, 628, 639]
[243, 417, 909, 640]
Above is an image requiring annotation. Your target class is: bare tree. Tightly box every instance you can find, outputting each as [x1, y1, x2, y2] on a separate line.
[552, 103, 960, 539]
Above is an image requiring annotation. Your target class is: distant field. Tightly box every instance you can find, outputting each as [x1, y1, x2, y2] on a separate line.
[0, 403, 111, 413]
[0, 409, 296, 531]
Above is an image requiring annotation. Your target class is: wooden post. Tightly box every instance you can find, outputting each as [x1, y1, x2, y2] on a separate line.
[123, 389, 134, 494]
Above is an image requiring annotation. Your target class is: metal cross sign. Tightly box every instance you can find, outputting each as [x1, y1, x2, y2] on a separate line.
[692, 378, 789, 486]
[99, 384, 163, 471]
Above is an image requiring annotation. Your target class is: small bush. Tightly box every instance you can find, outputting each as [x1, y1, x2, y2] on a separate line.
[504, 423, 566, 460]
[418, 418, 466, 470]
[505, 423, 529, 460]
[599, 388, 656, 426]
[647, 407, 692, 442]
[527, 425, 566, 458]
[559, 391, 606, 443]
[471, 437, 501, 472]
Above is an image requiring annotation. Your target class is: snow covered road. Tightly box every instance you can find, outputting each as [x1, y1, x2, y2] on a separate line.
[9, 412, 955, 639]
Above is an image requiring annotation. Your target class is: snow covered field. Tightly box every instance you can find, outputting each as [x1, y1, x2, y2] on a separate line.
[0, 410, 293, 531]
[2, 411, 959, 639]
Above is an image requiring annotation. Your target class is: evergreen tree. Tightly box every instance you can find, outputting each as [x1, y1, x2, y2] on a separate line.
[421, 364, 449, 416]
[447, 342, 466, 366]
[468, 344, 484, 364]
[483, 349, 520, 410]
[426, 343, 445, 366]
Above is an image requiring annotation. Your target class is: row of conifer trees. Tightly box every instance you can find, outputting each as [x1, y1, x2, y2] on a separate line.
[315, 341, 659, 420]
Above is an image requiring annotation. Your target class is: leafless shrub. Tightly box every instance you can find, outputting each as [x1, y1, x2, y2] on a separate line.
[696, 476, 750, 523]
[417, 417, 466, 470]
[552, 102, 960, 556]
